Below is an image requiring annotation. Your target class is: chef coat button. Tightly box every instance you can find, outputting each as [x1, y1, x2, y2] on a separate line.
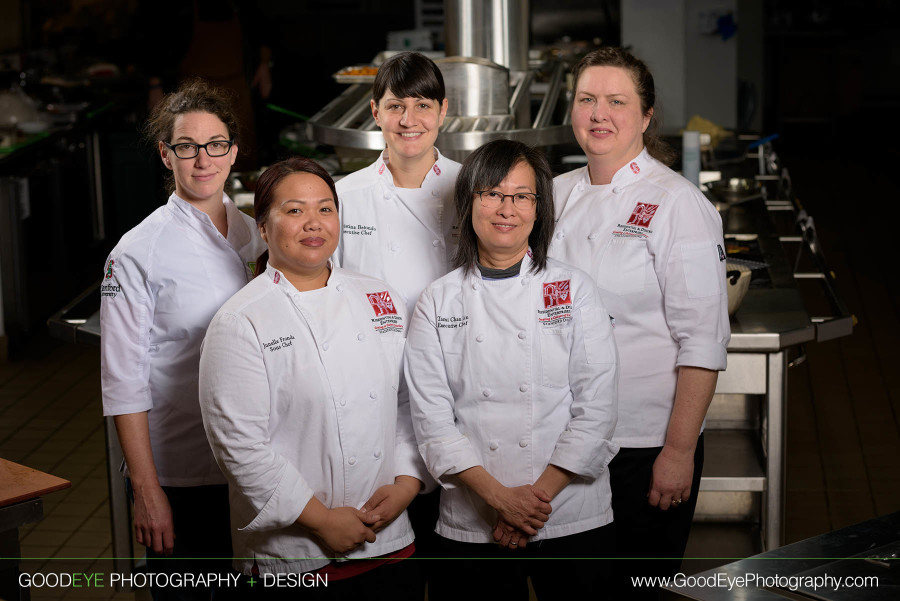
[369, 390, 378, 399]
[489, 441, 499, 451]
[482, 389, 492, 398]
[556, 232, 565, 240]
[519, 439, 529, 448]
[517, 331, 526, 340]
[322, 342, 330, 351]
[588, 232, 599, 240]
[357, 333, 366, 341]
[613, 187, 622, 194]
[520, 277, 529, 286]
[432, 239, 440, 247]
[339, 398, 346, 407]
[431, 189, 440, 197]
[374, 450, 382, 459]
[476, 334, 485, 343]
[348, 457, 357, 465]
[472, 282, 480, 291]
[519, 384, 528, 393]
[336, 284, 344, 292]
[390, 242, 399, 252]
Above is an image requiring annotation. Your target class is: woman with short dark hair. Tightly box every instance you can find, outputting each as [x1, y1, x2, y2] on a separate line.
[405, 139, 619, 601]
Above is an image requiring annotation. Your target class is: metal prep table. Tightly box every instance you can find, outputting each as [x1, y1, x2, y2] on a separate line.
[665, 511, 900, 600]
[699, 149, 853, 551]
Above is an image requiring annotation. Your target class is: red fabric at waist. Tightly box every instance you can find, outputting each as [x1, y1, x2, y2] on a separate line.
[314, 543, 415, 582]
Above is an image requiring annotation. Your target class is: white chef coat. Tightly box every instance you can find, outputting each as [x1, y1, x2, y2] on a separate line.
[550, 149, 730, 448]
[335, 149, 462, 316]
[405, 253, 619, 543]
[100, 193, 266, 486]
[199, 265, 426, 575]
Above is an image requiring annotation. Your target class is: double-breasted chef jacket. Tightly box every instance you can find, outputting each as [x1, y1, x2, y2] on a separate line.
[199, 265, 427, 575]
[551, 149, 730, 449]
[405, 253, 619, 543]
[335, 149, 462, 316]
[101, 193, 266, 486]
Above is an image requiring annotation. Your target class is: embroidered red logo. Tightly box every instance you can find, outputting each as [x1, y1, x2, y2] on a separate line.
[105, 259, 114, 279]
[367, 291, 397, 316]
[273, 272, 280, 284]
[626, 203, 658, 227]
[630, 162, 640, 174]
[378, 163, 385, 175]
[433, 164, 441, 176]
[543, 280, 572, 308]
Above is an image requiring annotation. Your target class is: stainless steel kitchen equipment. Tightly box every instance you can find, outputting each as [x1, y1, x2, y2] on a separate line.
[303, 0, 574, 162]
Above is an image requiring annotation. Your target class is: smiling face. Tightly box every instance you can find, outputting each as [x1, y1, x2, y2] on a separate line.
[159, 111, 236, 203]
[258, 172, 340, 287]
[372, 89, 447, 165]
[571, 65, 652, 173]
[472, 161, 538, 269]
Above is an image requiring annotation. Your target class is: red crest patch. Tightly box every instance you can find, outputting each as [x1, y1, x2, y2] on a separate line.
[630, 162, 640, 174]
[367, 291, 398, 317]
[542, 280, 572, 308]
[432, 164, 441, 176]
[378, 163, 386, 175]
[626, 203, 658, 227]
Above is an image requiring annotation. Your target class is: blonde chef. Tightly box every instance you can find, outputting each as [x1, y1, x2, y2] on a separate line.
[405, 140, 619, 601]
[550, 47, 731, 599]
[199, 157, 427, 599]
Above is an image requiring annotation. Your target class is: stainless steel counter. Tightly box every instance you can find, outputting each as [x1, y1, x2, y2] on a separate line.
[665, 511, 900, 600]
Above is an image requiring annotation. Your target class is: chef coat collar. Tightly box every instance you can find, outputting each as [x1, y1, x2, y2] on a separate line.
[264, 261, 338, 295]
[168, 193, 250, 246]
[465, 248, 536, 288]
[376, 147, 445, 189]
[579, 148, 651, 193]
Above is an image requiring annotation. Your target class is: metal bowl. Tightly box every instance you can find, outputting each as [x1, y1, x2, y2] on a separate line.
[708, 177, 763, 203]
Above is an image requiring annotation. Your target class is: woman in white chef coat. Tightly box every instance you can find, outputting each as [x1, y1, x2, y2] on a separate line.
[100, 79, 266, 599]
[199, 157, 427, 600]
[334, 50, 461, 569]
[405, 140, 619, 601]
[550, 47, 731, 599]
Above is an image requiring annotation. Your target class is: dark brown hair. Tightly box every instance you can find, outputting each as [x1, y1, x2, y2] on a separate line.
[373, 51, 445, 105]
[143, 78, 241, 193]
[252, 157, 339, 276]
[572, 47, 675, 166]
[452, 140, 555, 275]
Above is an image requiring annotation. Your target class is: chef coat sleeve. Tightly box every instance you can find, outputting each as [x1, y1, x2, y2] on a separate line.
[100, 251, 155, 416]
[653, 186, 730, 371]
[390, 305, 438, 493]
[404, 287, 482, 489]
[551, 279, 619, 479]
[199, 311, 315, 533]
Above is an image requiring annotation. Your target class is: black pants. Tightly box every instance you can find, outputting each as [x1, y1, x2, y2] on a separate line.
[128, 482, 233, 601]
[429, 524, 615, 601]
[232, 557, 423, 601]
[609, 434, 705, 600]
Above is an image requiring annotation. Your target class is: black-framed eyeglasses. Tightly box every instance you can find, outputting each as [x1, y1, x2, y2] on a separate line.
[475, 190, 539, 210]
[163, 139, 234, 159]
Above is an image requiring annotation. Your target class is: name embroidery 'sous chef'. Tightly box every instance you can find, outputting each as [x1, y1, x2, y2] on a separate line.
[367, 291, 403, 333]
[626, 202, 659, 228]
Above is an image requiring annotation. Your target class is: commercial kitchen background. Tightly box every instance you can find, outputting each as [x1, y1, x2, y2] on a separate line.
[1, 0, 899, 600]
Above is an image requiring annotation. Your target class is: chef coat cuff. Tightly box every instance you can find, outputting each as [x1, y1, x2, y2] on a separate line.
[238, 463, 313, 533]
[550, 439, 619, 481]
[676, 339, 728, 372]
[101, 385, 153, 416]
[394, 443, 438, 494]
[420, 439, 481, 491]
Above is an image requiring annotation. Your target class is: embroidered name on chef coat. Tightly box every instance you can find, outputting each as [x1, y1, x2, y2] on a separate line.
[613, 202, 659, 238]
[262, 335, 296, 353]
[436, 315, 469, 329]
[343, 224, 377, 236]
[367, 291, 404, 333]
[538, 280, 573, 327]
